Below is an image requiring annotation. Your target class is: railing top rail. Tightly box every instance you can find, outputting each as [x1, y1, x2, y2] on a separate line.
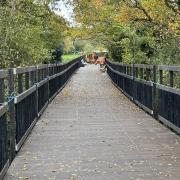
[48, 64, 56, 68]
[107, 60, 153, 69]
[107, 60, 180, 90]
[107, 60, 180, 72]
[56, 62, 68, 67]
[158, 65, 180, 72]
[37, 64, 48, 70]
[0, 69, 8, 78]
[1, 56, 83, 73]
[15, 66, 37, 74]
[107, 60, 133, 67]
[134, 64, 154, 69]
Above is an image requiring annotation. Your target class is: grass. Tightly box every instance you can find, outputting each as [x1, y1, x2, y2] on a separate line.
[62, 54, 80, 62]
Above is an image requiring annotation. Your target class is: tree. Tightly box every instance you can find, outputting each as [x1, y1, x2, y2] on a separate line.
[0, 0, 68, 68]
[70, 0, 180, 65]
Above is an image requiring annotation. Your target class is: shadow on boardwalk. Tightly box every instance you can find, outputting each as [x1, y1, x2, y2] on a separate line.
[4, 65, 180, 180]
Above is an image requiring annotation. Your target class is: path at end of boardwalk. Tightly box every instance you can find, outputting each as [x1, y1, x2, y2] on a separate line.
[4, 65, 180, 180]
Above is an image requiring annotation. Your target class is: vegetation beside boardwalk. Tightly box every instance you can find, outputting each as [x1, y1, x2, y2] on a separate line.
[62, 54, 81, 62]
[71, 0, 180, 65]
[0, 0, 179, 69]
[0, 0, 67, 68]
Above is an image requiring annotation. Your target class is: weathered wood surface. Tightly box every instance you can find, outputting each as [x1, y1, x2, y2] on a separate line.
[4, 65, 180, 180]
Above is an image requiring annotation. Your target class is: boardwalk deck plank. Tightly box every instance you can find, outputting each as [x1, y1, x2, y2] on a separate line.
[4, 65, 180, 180]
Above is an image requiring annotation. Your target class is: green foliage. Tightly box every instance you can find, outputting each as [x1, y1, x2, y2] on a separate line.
[0, 0, 67, 68]
[72, 0, 180, 65]
[156, 36, 180, 65]
[103, 23, 179, 65]
[63, 36, 106, 54]
[62, 54, 80, 62]
[63, 37, 75, 54]
[73, 40, 85, 52]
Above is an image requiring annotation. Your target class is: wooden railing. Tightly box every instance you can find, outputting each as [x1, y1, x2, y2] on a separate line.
[0, 56, 83, 179]
[106, 60, 180, 134]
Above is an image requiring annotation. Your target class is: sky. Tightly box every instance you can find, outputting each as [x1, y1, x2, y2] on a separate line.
[50, 0, 74, 24]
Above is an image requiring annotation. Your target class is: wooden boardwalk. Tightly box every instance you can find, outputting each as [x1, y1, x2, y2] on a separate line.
[4, 65, 180, 180]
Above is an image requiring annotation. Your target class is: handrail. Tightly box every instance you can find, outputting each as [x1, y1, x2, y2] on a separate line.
[106, 59, 180, 135]
[15, 66, 37, 74]
[158, 65, 180, 72]
[107, 60, 180, 89]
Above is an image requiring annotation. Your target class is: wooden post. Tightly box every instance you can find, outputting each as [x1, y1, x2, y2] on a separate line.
[140, 68, 143, 79]
[35, 67, 39, 116]
[130, 66, 132, 76]
[34, 68, 38, 83]
[126, 66, 128, 75]
[18, 74, 23, 94]
[169, 71, 174, 87]
[47, 65, 50, 103]
[135, 67, 138, 78]
[37, 69, 40, 82]
[146, 69, 151, 81]
[0, 78, 4, 103]
[159, 70, 163, 84]
[132, 64, 135, 101]
[152, 65, 158, 118]
[46, 65, 48, 78]
[30, 71, 34, 87]
[25, 72, 30, 90]
[40, 69, 42, 81]
[7, 68, 16, 162]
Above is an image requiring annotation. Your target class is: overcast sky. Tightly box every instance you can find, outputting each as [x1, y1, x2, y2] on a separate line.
[50, 0, 74, 24]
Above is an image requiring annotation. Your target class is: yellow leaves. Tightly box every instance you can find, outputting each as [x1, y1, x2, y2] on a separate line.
[142, 0, 164, 12]
[168, 21, 180, 36]
[114, 0, 179, 36]
[92, 0, 105, 8]
[114, 2, 144, 24]
[73, 0, 179, 41]
[141, 0, 175, 24]
[69, 27, 93, 39]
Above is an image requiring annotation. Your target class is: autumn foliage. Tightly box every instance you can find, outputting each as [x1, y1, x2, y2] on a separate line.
[71, 0, 180, 65]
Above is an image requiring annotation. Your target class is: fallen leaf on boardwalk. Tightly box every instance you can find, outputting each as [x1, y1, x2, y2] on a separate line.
[22, 167, 28, 171]
[70, 175, 77, 180]
[144, 148, 153, 151]
[175, 139, 179, 144]
[23, 177, 29, 180]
